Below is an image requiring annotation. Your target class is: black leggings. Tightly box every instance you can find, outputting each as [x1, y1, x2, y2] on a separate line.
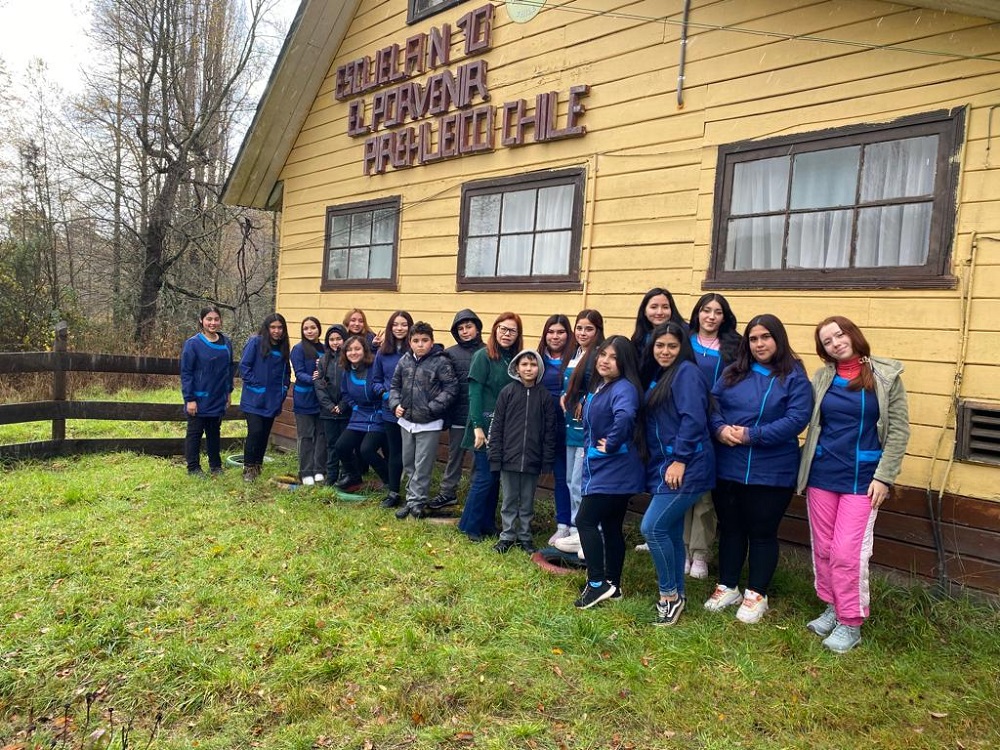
[576, 492, 631, 587]
[384, 421, 403, 493]
[713, 479, 794, 596]
[185, 415, 222, 471]
[336, 429, 389, 484]
[243, 413, 275, 466]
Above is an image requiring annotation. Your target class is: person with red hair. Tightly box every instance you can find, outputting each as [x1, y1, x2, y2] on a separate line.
[798, 316, 910, 654]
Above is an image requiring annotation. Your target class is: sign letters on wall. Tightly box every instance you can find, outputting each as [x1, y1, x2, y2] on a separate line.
[334, 5, 590, 176]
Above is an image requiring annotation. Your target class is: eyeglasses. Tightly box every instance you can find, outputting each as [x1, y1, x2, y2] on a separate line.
[497, 325, 519, 336]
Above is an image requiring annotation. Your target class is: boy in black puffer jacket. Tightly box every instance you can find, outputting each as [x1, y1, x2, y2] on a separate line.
[488, 349, 558, 553]
[389, 322, 459, 519]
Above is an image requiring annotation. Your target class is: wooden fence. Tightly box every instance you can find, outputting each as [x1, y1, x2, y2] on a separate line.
[0, 322, 244, 462]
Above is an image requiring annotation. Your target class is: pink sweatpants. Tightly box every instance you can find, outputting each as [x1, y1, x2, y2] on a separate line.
[806, 487, 879, 627]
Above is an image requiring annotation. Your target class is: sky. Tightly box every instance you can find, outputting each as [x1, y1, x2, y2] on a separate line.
[0, 0, 301, 94]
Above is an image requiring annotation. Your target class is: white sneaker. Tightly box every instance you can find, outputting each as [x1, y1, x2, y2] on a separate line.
[635, 542, 650, 552]
[689, 559, 709, 579]
[684, 557, 692, 575]
[553, 529, 581, 553]
[547, 524, 571, 545]
[314, 473, 325, 483]
[703, 584, 743, 612]
[301, 476, 315, 486]
[736, 589, 769, 624]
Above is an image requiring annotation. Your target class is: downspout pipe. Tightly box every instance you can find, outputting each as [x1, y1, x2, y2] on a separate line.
[676, 0, 691, 108]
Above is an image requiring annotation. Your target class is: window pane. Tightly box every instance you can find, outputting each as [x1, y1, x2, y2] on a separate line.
[350, 211, 373, 245]
[347, 247, 370, 279]
[725, 216, 783, 270]
[369, 244, 393, 278]
[468, 194, 500, 236]
[372, 208, 396, 244]
[861, 135, 937, 201]
[497, 234, 532, 275]
[533, 231, 571, 275]
[537, 185, 574, 230]
[501, 190, 536, 233]
[790, 147, 860, 209]
[787, 210, 853, 269]
[856, 203, 931, 267]
[466, 236, 498, 277]
[328, 247, 348, 280]
[330, 215, 351, 248]
[731, 157, 788, 215]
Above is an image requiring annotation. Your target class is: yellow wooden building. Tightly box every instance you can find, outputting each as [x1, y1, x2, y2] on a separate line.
[224, 0, 1000, 593]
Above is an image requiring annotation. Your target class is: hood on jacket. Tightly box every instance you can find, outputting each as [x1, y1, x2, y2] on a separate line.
[508, 348, 545, 384]
[450, 309, 483, 345]
[325, 324, 349, 349]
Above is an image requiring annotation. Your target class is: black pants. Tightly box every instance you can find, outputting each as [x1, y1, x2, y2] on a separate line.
[384, 421, 403, 493]
[185, 415, 222, 471]
[244, 413, 275, 466]
[576, 492, 632, 587]
[713, 479, 794, 596]
[336, 429, 389, 484]
[322, 419, 348, 483]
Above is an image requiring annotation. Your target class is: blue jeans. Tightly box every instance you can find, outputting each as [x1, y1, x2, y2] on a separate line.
[641, 492, 701, 597]
[552, 433, 571, 526]
[565, 446, 584, 525]
[457, 449, 499, 537]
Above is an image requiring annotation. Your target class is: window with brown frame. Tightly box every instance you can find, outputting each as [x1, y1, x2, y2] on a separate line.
[408, 0, 466, 24]
[321, 197, 400, 292]
[457, 168, 585, 291]
[705, 109, 964, 290]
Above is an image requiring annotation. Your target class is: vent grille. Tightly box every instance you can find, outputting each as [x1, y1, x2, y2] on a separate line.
[956, 401, 1000, 466]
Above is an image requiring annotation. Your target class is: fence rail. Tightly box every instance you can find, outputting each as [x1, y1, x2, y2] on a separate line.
[0, 322, 242, 462]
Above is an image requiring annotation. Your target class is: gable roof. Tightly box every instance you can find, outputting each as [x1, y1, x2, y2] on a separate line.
[222, 0, 1000, 210]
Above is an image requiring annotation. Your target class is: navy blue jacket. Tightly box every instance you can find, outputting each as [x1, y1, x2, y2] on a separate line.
[239, 335, 290, 418]
[645, 360, 715, 496]
[180, 332, 234, 418]
[691, 339, 726, 387]
[341, 365, 384, 433]
[807, 377, 883, 494]
[371, 348, 404, 424]
[581, 377, 645, 496]
[711, 362, 812, 487]
[290, 341, 324, 415]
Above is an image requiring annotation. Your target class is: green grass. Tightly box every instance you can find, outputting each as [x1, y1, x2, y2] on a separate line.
[1, 452, 998, 749]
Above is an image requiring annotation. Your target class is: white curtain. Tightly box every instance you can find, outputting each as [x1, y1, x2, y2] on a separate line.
[726, 157, 788, 270]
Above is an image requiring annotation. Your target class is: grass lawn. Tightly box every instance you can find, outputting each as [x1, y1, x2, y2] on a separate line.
[0, 451, 998, 749]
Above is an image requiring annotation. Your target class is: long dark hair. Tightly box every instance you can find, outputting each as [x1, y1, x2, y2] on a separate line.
[564, 309, 605, 406]
[300, 316, 322, 361]
[257, 313, 289, 360]
[689, 293, 741, 365]
[379, 310, 413, 355]
[815, 315, 875, 392]
[722, 314, 801, 385]
[592, 335, 645, 455]
[537, 314, 574, 371]
[485, 312, 524, 360]
[630, 288, 685, 351]
[340, 334, 374, 371]
[645, 322, 696, 411]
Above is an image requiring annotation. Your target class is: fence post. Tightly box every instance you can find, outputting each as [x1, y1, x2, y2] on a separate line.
[52, 321, 68, 443]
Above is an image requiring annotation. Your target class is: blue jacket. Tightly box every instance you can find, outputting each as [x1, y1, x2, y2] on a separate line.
[581, 377, 645, 496]
[563, 349, 594, 449]
[542, 353, 567, 446]
[239, 335, 290, 418]
[180, 333, 234, 418]
[691, 339, 726, 387]
[645, 360, 715, 496]
[711, 363, 813, 487]
[371, 348, 404, 424]
[341, 365, 384, 433]
[290, 341, 324, 415]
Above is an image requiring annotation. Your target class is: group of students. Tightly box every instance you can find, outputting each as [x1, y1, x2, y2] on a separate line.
[180, 289, 909, 654]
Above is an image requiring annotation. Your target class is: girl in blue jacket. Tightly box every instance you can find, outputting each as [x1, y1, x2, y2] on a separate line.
[333, 335, 389, 493]
[705, 314, 813, 623]
[239, 312, 291, 482]
[180, 305, 234, 477]
[639, 322, 715, 626]
[629, 287, 687, 386]
[290, 316, 325, 485]
[574, 335, 645, 610]
[536, 314, 573, 544]
[371, 310, 412, 508]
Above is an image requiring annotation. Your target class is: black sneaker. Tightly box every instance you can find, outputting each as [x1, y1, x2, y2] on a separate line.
[334, 475, 362, 492]
[381, 492, 402, 508]
[410, 503, 428, 519]
[493, 539, 516, 553]
[209, 466, 224, 476]
[394, 504, 412, 520]
[188, 468, 207, 478]
[655, 596, 686, 626]
[608, 588, 623, 601]
[574, 582, 616, 609]
[518, 540, 537, 554]
[428, 493, 458, 510]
